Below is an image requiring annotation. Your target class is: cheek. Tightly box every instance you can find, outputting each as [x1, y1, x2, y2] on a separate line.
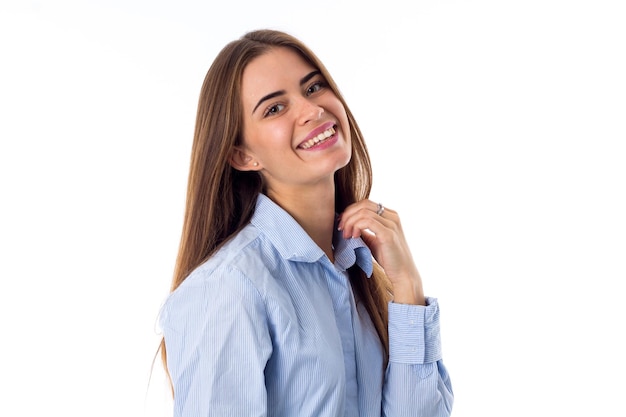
[327, 100, 350, 133]
[250, 124, 295, 161]
[243, 120, 279, 145]
[267, 121, 295, 146]
[337, 112, 351, 144]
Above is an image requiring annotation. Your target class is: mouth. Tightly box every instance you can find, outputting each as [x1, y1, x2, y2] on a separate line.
[298, 126, 336, 150]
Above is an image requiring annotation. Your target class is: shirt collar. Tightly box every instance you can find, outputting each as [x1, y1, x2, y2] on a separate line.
[250, 193, 373, 277]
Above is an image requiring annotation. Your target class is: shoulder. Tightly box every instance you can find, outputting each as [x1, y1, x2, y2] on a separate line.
[159, 224, 281, 327]
[193, 223, 282, 288]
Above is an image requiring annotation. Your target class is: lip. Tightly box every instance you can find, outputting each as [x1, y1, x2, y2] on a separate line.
[303, 133, 338, 151]
[297, 121, 337, 149]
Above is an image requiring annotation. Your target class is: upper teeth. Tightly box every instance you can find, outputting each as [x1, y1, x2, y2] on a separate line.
[300, 127, 335, 149]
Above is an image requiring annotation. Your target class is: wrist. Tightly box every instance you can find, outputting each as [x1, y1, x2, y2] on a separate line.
[391, 280, 425, 306]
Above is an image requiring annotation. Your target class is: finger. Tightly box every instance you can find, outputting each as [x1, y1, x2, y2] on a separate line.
[375, 202, 385, 217]
[338, 200, 381, 230]
[338, 202, 398, 238]
[338, 199, 374, 219]
[343, 213, 394, 240]
[338, 206, 373, 238]
[342, 200, 398, 222]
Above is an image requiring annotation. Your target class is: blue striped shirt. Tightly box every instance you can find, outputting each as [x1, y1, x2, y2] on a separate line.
[159, 193, 454, 416]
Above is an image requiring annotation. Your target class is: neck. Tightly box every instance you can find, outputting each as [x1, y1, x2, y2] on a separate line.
[266, 184, 336, 262]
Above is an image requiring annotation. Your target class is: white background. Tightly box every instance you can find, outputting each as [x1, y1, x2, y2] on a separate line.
[1, 0, 625, 416]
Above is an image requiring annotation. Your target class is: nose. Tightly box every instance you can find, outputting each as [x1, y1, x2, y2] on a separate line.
[298, 98, 324, 125]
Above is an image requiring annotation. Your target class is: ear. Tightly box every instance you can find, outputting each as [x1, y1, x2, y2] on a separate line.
[229, 147, 260, 171]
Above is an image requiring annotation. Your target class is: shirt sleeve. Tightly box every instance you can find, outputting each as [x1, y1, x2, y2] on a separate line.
[382, 297, 454, 417]
[159, 267, 272, 417]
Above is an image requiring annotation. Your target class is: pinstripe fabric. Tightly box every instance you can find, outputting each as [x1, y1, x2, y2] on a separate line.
[159, 193, 454, 417]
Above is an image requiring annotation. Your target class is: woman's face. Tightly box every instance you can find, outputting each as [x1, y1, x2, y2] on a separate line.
[238, 47, 352, 194]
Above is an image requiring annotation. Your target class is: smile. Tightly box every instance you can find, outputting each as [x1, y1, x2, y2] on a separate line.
[299, 126, 336, 150]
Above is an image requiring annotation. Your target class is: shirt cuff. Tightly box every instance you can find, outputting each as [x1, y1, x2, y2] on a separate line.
[388, 296, 442, 364]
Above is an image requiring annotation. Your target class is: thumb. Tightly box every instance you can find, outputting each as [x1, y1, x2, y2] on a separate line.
[360, 229, 377, 250]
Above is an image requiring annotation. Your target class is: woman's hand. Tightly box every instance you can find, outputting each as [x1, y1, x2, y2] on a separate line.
[337, 200, 425, 305]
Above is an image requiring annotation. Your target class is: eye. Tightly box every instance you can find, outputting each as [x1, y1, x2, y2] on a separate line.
[263, 103, 285, 118]
[306, 81, 326, 96]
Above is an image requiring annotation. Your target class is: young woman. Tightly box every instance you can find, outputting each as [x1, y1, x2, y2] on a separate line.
[158, 29, 454, 417]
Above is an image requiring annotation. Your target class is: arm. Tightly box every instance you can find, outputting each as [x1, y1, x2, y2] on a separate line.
[383, 298, 454, 417]
[160, 268, 272, 417]
[338, 200, 454, 416]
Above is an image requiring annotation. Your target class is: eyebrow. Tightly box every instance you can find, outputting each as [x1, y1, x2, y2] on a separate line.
[252, 70, 322, 115]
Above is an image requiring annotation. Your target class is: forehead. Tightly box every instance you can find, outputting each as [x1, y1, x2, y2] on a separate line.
[241, 47, 316, 100]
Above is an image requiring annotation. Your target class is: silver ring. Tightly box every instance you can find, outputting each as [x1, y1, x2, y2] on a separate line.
[376, 202, 385, 216]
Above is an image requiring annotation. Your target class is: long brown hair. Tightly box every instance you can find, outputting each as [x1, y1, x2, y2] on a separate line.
[159, 28, 392, 387]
